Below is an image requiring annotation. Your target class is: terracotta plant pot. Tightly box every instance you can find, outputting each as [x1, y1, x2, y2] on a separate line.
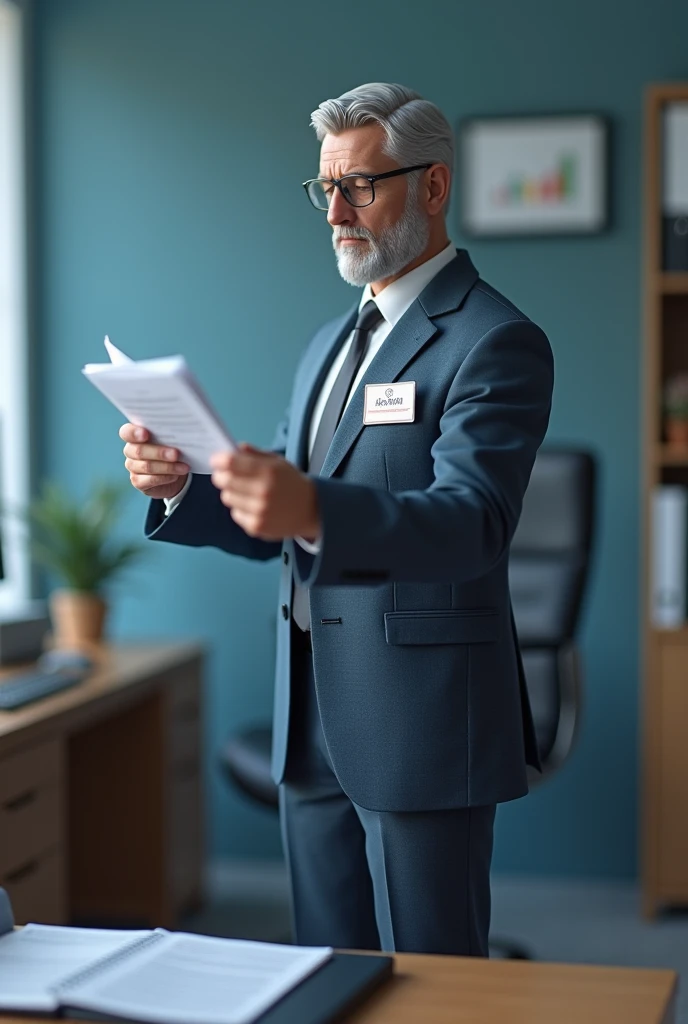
[665, 418, 688, 446]
[49, 589, 108, 650]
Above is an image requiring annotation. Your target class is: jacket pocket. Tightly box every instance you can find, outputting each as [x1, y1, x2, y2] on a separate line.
[384, 608, 500, 646]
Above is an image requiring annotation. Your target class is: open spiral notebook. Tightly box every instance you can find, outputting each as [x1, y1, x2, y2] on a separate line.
[0, 889, 392, 1024]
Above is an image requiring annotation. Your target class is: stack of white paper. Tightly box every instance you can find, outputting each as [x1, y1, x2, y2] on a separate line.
[83, 337, 235, 474]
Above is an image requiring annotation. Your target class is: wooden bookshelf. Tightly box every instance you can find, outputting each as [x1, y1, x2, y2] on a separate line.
[656, 626, 688, 643]
[654, 444, 688, 467]
[642, 83, 688, 918]
[658, 272, 688, 295]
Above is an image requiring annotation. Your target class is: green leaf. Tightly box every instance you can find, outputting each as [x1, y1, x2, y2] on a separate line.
[2, 480, 146, 592]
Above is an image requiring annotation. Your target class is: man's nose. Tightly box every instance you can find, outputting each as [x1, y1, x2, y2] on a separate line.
[327, 185, 355, 228]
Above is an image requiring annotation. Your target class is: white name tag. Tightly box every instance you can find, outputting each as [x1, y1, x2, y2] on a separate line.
[363, 381, 416, 425]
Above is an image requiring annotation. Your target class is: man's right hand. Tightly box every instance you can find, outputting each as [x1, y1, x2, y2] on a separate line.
[120, 424, 190, 500]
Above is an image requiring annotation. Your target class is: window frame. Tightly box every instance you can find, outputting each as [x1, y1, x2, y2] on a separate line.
[0, 0, 31, 611]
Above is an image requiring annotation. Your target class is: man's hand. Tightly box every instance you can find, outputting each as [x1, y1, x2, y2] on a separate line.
[120, 423, 190, 499]
[210, 444, 321, 542]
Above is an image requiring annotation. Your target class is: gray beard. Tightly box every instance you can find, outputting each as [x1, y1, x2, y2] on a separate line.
[332, 184, 430, 288]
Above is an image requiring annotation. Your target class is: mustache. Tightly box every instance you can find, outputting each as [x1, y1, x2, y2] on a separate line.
[333, 226, 376, 244]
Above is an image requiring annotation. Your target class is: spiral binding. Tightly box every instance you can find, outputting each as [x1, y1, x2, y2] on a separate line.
[54, 929, 168, 996]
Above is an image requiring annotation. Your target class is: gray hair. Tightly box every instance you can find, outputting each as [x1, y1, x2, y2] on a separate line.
[310, 82, 454, 174]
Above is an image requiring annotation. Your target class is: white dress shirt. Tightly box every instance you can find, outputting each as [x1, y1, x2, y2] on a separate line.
[164, 242, 458, 535]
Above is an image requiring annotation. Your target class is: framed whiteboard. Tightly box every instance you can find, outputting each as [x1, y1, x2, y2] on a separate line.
[460, 114, 609, 237]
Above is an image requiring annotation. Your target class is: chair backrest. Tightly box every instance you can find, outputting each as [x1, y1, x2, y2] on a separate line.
[509, 448, 597, 771]
[509, 448, 596, 646]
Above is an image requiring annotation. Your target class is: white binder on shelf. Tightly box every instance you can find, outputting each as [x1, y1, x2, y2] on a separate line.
[651, 485, 688, 628]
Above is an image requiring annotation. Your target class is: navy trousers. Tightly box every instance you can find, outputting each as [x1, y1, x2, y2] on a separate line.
[279, 625, 496, 955]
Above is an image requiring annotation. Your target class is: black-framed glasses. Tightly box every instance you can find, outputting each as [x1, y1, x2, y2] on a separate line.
[302, 164, 432, 210]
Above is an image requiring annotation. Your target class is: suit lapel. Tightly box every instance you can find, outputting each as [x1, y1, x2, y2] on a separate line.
[320, 301, 437, 478]
[320, 249, 480, 479]
[287, 304, 358, 468]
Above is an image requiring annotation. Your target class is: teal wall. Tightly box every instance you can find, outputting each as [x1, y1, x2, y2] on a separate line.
[34, 0, 688, 878]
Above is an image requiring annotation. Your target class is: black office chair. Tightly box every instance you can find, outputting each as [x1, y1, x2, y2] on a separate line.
[221, 724, 277, 809]
[489, 447, 596, 957]
[511, 448, 596, 782]
[220, 448, 597, 953]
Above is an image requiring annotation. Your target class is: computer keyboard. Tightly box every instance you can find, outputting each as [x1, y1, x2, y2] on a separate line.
[0, 666, 89, 710]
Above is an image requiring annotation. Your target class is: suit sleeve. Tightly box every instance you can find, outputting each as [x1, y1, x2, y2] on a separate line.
[293, 319, 554, 587]
[144, 411, 289, 561]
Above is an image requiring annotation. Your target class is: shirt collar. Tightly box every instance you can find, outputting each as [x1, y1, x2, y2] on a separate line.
[358, 242, 457, 327]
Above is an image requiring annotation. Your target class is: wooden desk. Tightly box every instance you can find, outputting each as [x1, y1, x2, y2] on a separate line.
[0, 643, 205, 929]
[344, 953, 678, 1024]
[0, 952, 677, 1024]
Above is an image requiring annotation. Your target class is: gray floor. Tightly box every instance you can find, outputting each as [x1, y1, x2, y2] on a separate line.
[183, 867, 687, 1021]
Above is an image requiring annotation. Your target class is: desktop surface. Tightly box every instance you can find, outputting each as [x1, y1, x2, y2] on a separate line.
[342, 952, 678, 1024]
[0, 950, 677, 1024]
[0, 642, 203, 753]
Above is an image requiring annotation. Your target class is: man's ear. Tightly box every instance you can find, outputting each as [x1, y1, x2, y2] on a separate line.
[425, 164, 451, 215]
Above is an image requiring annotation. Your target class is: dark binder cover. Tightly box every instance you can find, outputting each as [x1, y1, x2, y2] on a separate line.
[61, 953, 394, 1024]
[256, 952, 392, 1024]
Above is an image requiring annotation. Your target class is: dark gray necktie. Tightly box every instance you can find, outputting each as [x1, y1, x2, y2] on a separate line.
[293, 299, 384, 631]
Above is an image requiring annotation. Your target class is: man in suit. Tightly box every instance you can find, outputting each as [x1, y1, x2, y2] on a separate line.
[120, 82, 554, 956]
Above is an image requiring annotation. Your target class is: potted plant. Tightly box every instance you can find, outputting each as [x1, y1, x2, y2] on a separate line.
[664, 373, 688, 446]
[19, 481, 145, 650]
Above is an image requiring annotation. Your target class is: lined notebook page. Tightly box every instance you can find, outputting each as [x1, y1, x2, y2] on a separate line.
[0, 924, 150, 1011]
[59, 931, 332, 1024]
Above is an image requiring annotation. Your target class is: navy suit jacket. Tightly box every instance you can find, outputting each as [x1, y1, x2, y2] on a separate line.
[146, 249, 554, 812]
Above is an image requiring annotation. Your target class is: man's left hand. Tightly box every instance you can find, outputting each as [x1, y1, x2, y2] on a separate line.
[210, 444, 321, 542]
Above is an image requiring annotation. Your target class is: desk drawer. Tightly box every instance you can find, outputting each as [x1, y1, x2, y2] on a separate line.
[168, 715, 201, 769]
[165, 669, 203, 916]
[168, 670, 201, 716]
[0, 740, 64, 874]
[0, 738, 63, 802]
[168, 770, 203, 911]
[0, 782, 62, 875]
[167, 677, 201, 770]
[3, 847, 66, 924]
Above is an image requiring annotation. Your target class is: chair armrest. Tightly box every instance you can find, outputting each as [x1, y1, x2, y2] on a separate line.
[526, 639, 583, 785]
[517, 636, 570, 651]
